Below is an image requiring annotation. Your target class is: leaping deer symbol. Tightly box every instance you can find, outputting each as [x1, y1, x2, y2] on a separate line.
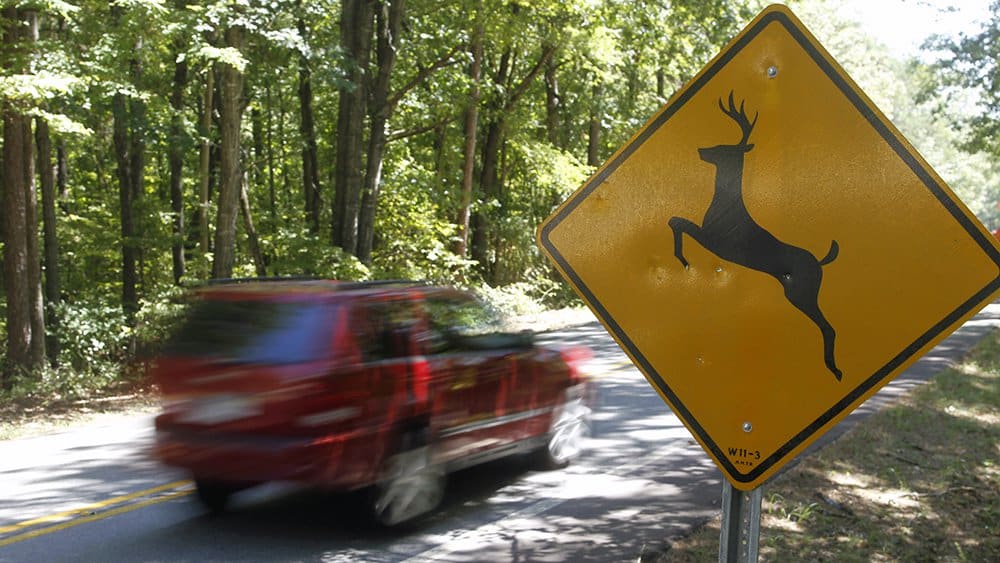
[668, 92, 843, 381]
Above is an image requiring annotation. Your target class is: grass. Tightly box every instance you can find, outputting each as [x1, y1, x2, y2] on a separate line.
[660, 329, 1000, 562]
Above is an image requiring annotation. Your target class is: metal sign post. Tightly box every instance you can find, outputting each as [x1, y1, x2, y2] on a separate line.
[719, 481, 762, 562]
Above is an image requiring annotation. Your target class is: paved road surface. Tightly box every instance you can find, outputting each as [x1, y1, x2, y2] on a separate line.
[1, 303, 997, 561]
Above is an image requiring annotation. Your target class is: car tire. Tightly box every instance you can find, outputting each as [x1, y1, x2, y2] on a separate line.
[535, 391, 591, 470]
[193, 479, 246, 514]
[194, 477, 257, 514]
[369, 430, 445, 527]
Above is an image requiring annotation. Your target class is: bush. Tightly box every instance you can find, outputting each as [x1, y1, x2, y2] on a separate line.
[475, 282, 546, 318]
[52, 300, 132, 391]
[263, 225, 371, 280]
[0, 300, 132, 401]
[133, 285, 193, 359]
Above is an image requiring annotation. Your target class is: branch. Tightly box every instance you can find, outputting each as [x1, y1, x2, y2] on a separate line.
[506, 43, 557, 108]
[386, 114, 457, 142]
[387, 43, 464, 110]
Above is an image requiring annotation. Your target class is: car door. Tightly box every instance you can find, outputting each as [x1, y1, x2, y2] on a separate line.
[355, 296, 427, 429]
[421, 292, 522, 463]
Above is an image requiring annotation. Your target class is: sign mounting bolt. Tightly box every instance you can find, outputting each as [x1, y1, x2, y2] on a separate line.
[767, 66, 778, 78]
[743, 422, 753, 433]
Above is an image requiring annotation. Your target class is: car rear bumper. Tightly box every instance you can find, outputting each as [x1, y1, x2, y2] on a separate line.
[153, 425, 378, 488]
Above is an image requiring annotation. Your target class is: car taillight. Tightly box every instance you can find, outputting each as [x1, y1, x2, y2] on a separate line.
[559, 346, 592, 384]
[411, 357, 430, 404]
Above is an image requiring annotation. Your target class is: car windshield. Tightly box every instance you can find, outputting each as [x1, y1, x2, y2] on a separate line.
[426, 296, 506, 338]
[166, 298, 335, 364]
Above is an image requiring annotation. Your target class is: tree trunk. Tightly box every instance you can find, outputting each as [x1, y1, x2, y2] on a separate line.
[278, 90, 290, 215]
[2, 6, 37, 384]
[454, 5, 483, 259]
[239, 173, 266, 276]
[471, 117, 503, 282]
[265, 83, 277, 225]
[543, 45, 561, 147]
[358, 0, 405, 265]
[250, 106, 263, 191]
[297, 7, 321, 234]
[211, 25, 246, 279]
[23, 11, 45, 367]
[113, 92, 139, 321]
[169, 34, 188, 284]
[198, 67, 214, 255]
[432, 122, 448, 194]
[57, 142, 68, 202]
[3, 109, 33, 384]
[36, 117, 59, 367]
[129, 41, 146, 309]
[587, 82, 603, 166]
[471, 48, 510, 281]
[333, 0, 374, 255]
[470, 43, 555, 283]
[111, 1, 143, 323]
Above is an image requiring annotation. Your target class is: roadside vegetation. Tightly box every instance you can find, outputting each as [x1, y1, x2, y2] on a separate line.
[661, 328, 1000, 562]
[0, 286, 588, 441]
[0, 0, 762, 402]
[3, 0, 1000, 453]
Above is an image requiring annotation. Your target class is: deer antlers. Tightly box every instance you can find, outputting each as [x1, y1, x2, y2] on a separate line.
[718, 91, 758, 147]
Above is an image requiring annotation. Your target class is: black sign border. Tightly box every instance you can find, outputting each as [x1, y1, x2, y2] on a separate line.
[539, 9, 1000, 484]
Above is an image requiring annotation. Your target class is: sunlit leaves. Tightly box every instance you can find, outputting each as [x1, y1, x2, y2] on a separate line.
[0, 71, 80, 103]
[192, 44, 248, 71]
[32, 108, 91, 135]
[929, 2, 1000, 155]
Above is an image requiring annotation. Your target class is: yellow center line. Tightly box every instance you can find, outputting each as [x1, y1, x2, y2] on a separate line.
[0, 480, 192, 536]
[0, 488, 193, 548]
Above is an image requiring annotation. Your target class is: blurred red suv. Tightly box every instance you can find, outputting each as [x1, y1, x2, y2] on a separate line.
[151, 279, 591, 526]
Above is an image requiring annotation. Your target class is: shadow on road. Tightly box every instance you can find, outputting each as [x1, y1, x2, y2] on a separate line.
[3, 304, 997, 562]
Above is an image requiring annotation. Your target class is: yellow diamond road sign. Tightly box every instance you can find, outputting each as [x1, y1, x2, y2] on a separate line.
[538, 4, 1000, 490]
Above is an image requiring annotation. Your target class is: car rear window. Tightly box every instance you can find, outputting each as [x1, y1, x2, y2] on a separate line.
[166, 298, 336, 364]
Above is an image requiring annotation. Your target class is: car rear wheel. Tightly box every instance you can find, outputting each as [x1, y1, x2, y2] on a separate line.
[369, 431, 445, 527]
[194, 479, 245, 514]
[536, 391, 591, 470]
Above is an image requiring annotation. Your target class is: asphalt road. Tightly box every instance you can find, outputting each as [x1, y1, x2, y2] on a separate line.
[1, 303, 998, 562]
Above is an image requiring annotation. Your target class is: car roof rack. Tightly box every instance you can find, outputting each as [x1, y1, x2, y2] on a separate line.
[199, 277, 428, 290]
[334, 279, 427, 291]
[204, 276, 323, 286]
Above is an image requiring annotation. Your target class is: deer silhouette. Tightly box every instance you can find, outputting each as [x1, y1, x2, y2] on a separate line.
[668, 92, 842, 381]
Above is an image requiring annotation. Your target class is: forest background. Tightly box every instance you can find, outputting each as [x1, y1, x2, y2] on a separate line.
[2, 0, 1000, 401]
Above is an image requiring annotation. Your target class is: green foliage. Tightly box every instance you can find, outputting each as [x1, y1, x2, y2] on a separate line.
[766, 492, 820, 523]
[1, 363, 112, 403]
[530, 265, 583, 308]
[372, 147, 476, 282]
[266, 225, 372, 280]
[191, 45, 249, 71]
[5, 0, 995, 400]
[927, 4, 1000, 153]
[517, 140, 593, 202]
[54, 301, 131, 375]
[793, 0, 1000, 228]
[133, 285, 192, 357]
[489, 140, 592, 284]
[0, 300, 135, 400]
[475, 282, 546, 319]
[0, 71, 81, 104]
